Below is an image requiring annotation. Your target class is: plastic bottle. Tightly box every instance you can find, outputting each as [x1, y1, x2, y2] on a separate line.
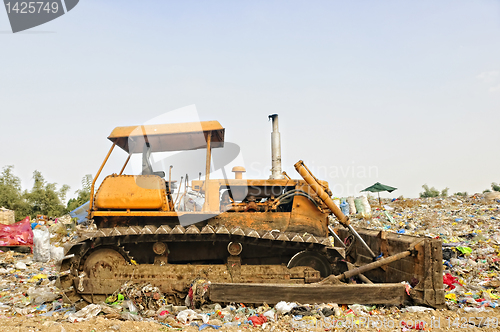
[340, 200, 349, 216]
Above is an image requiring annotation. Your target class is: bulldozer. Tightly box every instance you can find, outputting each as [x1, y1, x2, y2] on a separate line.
[59, 115, 445, 308]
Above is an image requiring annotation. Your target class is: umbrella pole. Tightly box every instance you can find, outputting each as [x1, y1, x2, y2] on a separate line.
[378, 192, 381, 206]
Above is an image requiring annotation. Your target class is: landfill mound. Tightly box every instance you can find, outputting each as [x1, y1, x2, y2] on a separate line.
[0, 194, 500, 330]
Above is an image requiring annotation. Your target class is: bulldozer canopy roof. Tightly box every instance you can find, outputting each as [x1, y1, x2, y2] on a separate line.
[108, 121, 225, 153]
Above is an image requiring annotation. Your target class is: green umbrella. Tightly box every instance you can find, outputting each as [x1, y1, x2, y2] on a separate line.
[361, 182, 397, 205]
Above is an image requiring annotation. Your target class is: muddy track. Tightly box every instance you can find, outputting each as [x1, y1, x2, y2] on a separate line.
[58, 224, 343, 306]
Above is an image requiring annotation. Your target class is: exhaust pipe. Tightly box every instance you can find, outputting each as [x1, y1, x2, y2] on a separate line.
[269, 114, 284, 179]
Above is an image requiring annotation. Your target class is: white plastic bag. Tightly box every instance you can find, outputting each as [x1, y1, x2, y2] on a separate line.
[176, 309, 209, 324]
[361, 196, 372, 218]
[27, 287, 58, 304]
[50, 246, 65, 262]
[347, 197, 356, 214]
[33, 227, 51, 262]
[275, 301, 297, 315]
[15, 262, 26, 270]
[263, 310, 276, 322]
[348, 304, 369, 316]
[67, 304, 102, 322]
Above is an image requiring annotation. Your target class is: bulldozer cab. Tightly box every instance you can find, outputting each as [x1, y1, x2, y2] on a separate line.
[89, 117, 330, 237]
[90, 121, 225, 215]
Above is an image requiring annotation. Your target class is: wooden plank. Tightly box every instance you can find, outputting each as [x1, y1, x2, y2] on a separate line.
[209, 283, 405, 305]
[431, 240, 445, 306]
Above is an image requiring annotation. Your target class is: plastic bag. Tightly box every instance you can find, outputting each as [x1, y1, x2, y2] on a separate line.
[0, 217, 33, 246]
[176, 309, 209, 324]
[15, 262, 27, 270]
[27, 287, 59, 304]
[348, 304, 369, 316]
[67, 304, 102, 322]
[275, 301, 297, 315]
[121, 300, 138, 313]
[333, 303, 341, 316]
[33, 227, 51, 262]
[50, 246, 65, 262]
[248, 315, 267, 326]
[347, 197, 356, 214]
[354, 198, 365, 215]
[263, 310, 275, 322]
[361, 196, 372, 218]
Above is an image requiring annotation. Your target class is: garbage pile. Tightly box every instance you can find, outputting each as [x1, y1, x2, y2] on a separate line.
[0, 249, 69, 317]
[0, 214, 80, 319]
[0, 195, 499, 328]
[345, 193, 500, 311]
[37, 297, 444, 329]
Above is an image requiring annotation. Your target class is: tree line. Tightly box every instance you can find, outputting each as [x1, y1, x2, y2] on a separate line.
[0, 165, 92, 221]
[419, 183, 500, 198]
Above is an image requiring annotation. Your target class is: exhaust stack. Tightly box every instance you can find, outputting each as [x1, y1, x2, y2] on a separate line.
[269, 114, 284, 179]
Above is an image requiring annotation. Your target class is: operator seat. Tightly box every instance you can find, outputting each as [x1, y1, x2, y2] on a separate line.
[142, 142, 166, 178]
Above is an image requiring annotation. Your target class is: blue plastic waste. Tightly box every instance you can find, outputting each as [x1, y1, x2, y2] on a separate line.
[70, 201, 90, 224]
[340, 200, 349, 216]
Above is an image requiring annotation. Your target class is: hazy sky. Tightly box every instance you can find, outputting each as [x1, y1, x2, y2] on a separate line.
[1, 0, 499, 200]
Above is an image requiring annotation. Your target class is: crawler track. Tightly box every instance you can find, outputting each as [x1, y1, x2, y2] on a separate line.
[58, 224, 345, 306]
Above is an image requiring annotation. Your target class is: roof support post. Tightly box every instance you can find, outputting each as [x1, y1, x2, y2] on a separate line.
[119, 154, 131, 175]
[89, 143, 116, 212]
[202, 132, 212, 212]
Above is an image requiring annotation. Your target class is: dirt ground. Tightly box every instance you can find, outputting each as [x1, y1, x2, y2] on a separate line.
[1, 308, 500, 332]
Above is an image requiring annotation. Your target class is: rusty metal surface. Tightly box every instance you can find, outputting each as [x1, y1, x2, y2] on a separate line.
[337, 227, 445, 308]
[59, 223, 344, 305]
[59, 223, 444, 308]
[294, 160, 349, 226]
[75, 263, 317, 296]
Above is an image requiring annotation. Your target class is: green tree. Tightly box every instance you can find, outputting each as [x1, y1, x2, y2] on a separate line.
[67, 174, 93, 211]
[0, 165, 30, 220]
[492, 183, 500, 192]
[419, 184, 440, 198]
[440, 187, 449, 197]
[23, 170, 70, 218]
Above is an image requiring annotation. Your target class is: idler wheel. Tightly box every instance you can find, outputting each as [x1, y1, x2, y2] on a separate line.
[287, 251, 332, 278]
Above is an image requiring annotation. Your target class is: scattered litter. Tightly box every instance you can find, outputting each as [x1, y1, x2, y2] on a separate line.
[67, 304, 101, 322]
[0, 193, 498, 329]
